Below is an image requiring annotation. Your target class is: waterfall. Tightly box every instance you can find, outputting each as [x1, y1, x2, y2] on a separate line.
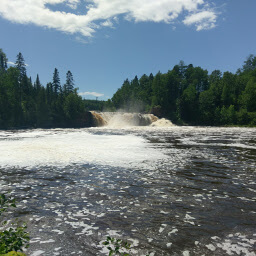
[150, 118, 175, 127]
[90, 111, 159, 127]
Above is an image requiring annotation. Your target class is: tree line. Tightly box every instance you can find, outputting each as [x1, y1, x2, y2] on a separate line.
[1, 48, 256, 128]
[109, 56, 256, 126]
[0, 49, 94, 129]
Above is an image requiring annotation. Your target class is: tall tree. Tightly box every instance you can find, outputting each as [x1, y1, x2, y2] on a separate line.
[242, 54, 256, 72]
[179, 84, 199, 123]
[34, 74, 41, 91]
[63, 70, 74, 95]
[15, 52, 26, 79]
[0, 49, 8, 72]
[14, 52, 28, 124]
[52, 68, 61, 94]
[240, 78, 256, 112]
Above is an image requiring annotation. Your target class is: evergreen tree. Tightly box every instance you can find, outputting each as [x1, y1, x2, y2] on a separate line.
[63, 70, 74, 95]
[34, 74, 41, 92]
[52, 68, 61, 94]
[14, 52, 28, 125]
[0, 49, 8, 72]
[1, 49, 256, 129]
[242, 54, 256, 72]
[179, 84, 199, 123]
[36, 87, 50, 127]
[15, 52, 26, 79]
[241, 78, 256, 112]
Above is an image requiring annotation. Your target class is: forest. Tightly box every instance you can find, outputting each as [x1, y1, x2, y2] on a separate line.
[111, 56, 256, 126]
[0, 49, 104, 129]
[0, 48, 256, 128]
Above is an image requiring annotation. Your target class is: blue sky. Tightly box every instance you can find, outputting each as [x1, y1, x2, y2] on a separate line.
[0, 0, 255, 100]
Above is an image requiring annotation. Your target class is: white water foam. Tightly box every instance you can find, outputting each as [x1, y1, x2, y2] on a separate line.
[150, 118, 174, 127]
[0, 129, 165, 169]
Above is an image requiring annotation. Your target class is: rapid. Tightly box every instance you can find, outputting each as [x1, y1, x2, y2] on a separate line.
[0, 116, 255, 255]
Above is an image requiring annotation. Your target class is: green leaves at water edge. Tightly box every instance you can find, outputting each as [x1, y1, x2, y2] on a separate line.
[102, 236, 151, 256]
[0, 223, 30, 254]
[0, 194, 29, 254]
[103, 236, 131, 256]
[0, 194, 16, 216]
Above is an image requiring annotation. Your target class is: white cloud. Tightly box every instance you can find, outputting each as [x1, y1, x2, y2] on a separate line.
[0, 0, 95, 37]
[75, 36, 89, 44]
[0, 0, 218, 37]
[66, 0, 80, 10]
[7, 61, 15, 66]
[7, 61, 29, 66]
[183, 10, 217, 31]
[79, 91, 104, 97]
[100, 20, 114, 28]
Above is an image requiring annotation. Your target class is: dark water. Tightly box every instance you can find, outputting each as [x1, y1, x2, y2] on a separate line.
[0, 127, 256, 255]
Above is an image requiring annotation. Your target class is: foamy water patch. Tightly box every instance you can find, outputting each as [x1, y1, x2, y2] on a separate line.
[0, 129, 165, 169]
[150, 118, 175, 127]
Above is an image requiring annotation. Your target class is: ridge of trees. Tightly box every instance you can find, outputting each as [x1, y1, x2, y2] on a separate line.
[109, 56, 256, 126]
[0, 50, 100, 129]
[0, 49, 256, 129]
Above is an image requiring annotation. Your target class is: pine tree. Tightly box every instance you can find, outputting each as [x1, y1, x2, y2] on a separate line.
[52, 68, 61, 94]
[242, 54, 256, 72]
[34, 74, 41, 91]
[0, 49, 8, 72]
[15, 52, 26, 79]
[14, 52, 27, 125]
[46, 82, 53, 104]
[63, 70, 74, 95]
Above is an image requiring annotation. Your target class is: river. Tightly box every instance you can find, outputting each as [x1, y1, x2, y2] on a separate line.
[0, 126, 256, 255]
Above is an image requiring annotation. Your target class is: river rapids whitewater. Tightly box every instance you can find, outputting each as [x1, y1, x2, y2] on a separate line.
[0, 117, 256, 255]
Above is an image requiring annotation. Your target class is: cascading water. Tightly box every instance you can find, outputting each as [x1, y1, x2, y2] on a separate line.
[90, 111, 173, 127]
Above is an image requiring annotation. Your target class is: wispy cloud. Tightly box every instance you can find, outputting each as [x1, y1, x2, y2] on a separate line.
[0, 0, 219, 38]
[75, 36, 89, 44]
[66, 0, 80, 10]
[79, 91, 104, 97]
[100, 20, 114, 28]
[7, 61, 29, 66]
[183, 10, 217, 31]
[7, 61, 15, 66]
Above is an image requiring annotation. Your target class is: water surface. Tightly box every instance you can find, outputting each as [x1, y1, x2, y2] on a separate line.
[0, 127, 255, 255]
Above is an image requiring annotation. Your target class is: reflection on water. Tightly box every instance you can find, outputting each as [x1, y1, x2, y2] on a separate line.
[0, 127, 256, 255]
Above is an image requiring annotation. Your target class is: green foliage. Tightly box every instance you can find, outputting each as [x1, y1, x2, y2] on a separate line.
[240, 78, 256, 112]
[110, 54, 256, 126]
[84, 99, 106, 112]
[104, 99, 115, 112]
[0, 251, 27, 256]
[102, 237, 150, 256]
[0, 48, 256, 128]
[236, 108, 249, 125]
[242, 54, 256, 72]
[15, 53, 26, 79]
[0, 224, 29, 254]
[199, 88, 216, 125]
[0, 195, 16, 216]
[179, 84, 198, 123]
[0, 49, 8, 72]
[103, 237, 131, 256]
[220, 105, 236, 125]
[63, 70, 74, 95]
[0, 194, 29, 255]
[248, 112, 256, 126]
[52, 68, 61, 94]
[63, 92, 84, 124]
[0, 49, 91, 129]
